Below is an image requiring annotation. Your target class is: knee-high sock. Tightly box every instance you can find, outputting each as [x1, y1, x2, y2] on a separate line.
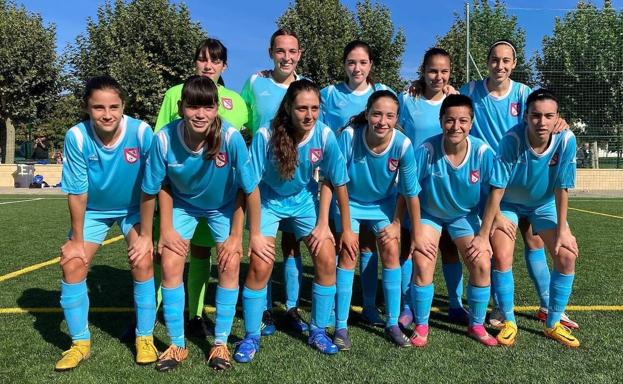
[265, 278, 273, 312]
[187, 256, 211, 319]
[492, 269, 515, 323]
[442, 262, 464, 309]
[382, 267, 401, 327]
[360, 251, 378, 309]
[310, 282, 336, 331]
[400, 258, 413, 311]
[215, 286, 239, 344]
[162, 284, 185, 348]
[60, 279, 90, 341]
[547, 270, 575, 328]
[284, 256, 303, 310]
[467, 284, 490, 326]
[336, 267, 355, 330]
[242, 286, 266, 338]
[524, 248, 550, 308]
[134, 277, 156, 337]
[410, 283, 434, 326]
[154, 263, 163, 310]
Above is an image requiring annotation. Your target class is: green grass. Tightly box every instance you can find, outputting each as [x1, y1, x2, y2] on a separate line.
[0, 195, 622, 383]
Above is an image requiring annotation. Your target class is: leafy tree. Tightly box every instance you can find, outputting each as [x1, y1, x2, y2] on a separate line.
[0, 0, 60, 163]
[278, 0, 406, 90]
[435, 0, 529, 87]
[68, 0, 207, 125]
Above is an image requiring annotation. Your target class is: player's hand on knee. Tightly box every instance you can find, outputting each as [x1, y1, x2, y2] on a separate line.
[492, 214, 516, 240]
[466, 234, 492, 263]
[249, 234, 275, 264]
[60, 239, 88, 267]
[128, 235, 153, 269]
[554, 228, 579, 258]
[217, 235, 242, 272]
[309, 224, 335, 257]
[379, 220, 400, 246]
[410, 231, 437, 261]
[339, 229, 359, 261]
[158, 228, 188, 257]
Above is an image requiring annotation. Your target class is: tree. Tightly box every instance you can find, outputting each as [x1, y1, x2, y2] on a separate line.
[536, 0, 623, 167]
[0, 0, 60, 164]
[435, 0, 529, 87]
[68, 0, 207, 125]
[278, 0, 406, 90]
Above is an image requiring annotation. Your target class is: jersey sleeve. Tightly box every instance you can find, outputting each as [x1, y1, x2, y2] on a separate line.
[556, 131, 577, 189]
[155, 87, 180, 132]
[319, 87, 329, 124]
[61, 127, 88, 195]
[228, 129, 257, 194]
[320, 128, 349, 187]
[336, 128, 354, 169]
[139, 122, 154, 156]
[249, 127, 269, 185]
[479, 144, 495, 187]
[414, 142, 432, 184]
[240, 77, 255, 131]
[489, 134, 518, 189]
[141, 131, 168, 195]
[397, 138, 420, 197]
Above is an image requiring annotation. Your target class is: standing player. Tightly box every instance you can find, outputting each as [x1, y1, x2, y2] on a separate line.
[409, 94, 497, 348]
[398, 47, 469, 328]
[56, 76, 157, 370]
[234, 79, 358, 362]
[469, 89, 580, 348]
[154, 38, 248, 338]
[333, 90, 424, 350]
[241, 28, 308, 334]
[320, 40, 394, 327]
[460, 40, 577, 329]
[137, 76, 265, 371]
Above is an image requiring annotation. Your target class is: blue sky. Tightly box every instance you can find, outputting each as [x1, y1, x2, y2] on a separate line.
[17, 0, 623, 92]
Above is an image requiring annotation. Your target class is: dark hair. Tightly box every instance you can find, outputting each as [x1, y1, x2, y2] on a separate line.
[412, 47, 451, 98]
[270, 28, 299, 50]
[271, 79, 319, 180]
[194, 38, 227, 86]
[439, 94, 474, 120]
[342, 40, 374, 85]
[487, 39, 517, 61]
[526, 88, 559, 112]
[83, 75, 126, 106]
[349, 90, 399, 128]
[180, 75, 222, 159]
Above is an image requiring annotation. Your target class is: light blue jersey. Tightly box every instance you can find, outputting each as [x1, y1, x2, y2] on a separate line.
[490, 124, 576, 208]
[320, 82, 392, 132]
[398, 92, 444, 149]
[142, 120, 257, 210]
[416, 135, 494, 220]
[241, 72, 305, 134]
[62, 116, 153, 215]
[250, 120, 348, 198]
[460, 79, 531, 152]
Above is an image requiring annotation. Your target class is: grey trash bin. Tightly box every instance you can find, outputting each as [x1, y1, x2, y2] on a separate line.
[15, 164, 35, 188]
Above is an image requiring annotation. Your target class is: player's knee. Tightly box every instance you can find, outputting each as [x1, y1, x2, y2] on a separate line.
[250, 258, 272, 281]
[556, 250, 577, 273]
[61, 259, 87, 281]
[132, 256, 153, 274]
[469, 256, 490, 278]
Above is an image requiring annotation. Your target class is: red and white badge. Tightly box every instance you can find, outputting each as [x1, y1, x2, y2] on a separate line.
[388, 158, 399, 172]
[510, 102, 519, 117]
[310, 148, 322, 164]
[469, 170, 480, 184]
[549, 153, 559, 167]
[215, 152, 228, 168]
[222, 97, 233, 110]
[124, 147, 139, 164]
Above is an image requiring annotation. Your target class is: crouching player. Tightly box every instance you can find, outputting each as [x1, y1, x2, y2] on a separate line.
[56, 76, 156, 370]
[136, 75, 266, 371]
[409, 94, 498, 347]
[470, 89, 580, 347]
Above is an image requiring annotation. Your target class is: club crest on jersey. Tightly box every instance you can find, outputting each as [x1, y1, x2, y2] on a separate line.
[310, 148, 322, 164]
[510, 102, 519, 117]
[469, 170, 480, 184]
[215, 152, 228, 168]
[549, 153, 559, 167]
[222, 97, 233, 110]
[388, 158, 399, 172]
[124, 147, 139, 164]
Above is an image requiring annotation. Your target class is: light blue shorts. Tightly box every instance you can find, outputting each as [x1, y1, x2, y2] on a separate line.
[500, 199, 558, 234]
[172, 201, 235, 243]
[261, 188, 317, 240]
[420, 210, 481, 240]
[334, 197, 394, 236]
[69, 210, 140, 244]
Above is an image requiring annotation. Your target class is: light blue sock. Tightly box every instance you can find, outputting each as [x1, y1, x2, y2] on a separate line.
[336, 267, 355, 330]
[310, 282, 336, 331]
[442, 262, 464, 309]
[400, 258, 413, 311]
[215, 286, 239, 344]
[492, 269, 515, 323]
[265, 278, 273, 311]
[524, 248, 551, 308]
[60, 279, 90, 341]
[467, 284, 490, 326]
[284, 256, 302, 310]
[162, 283, 185, 348]
[133, 277, 156, 337]
[410, 283, 434, 325]
[382, 267, 401, 327]
[360, 251, 378, 310]
[547, 270, 575, 328]
[242, 285, 266, 338]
